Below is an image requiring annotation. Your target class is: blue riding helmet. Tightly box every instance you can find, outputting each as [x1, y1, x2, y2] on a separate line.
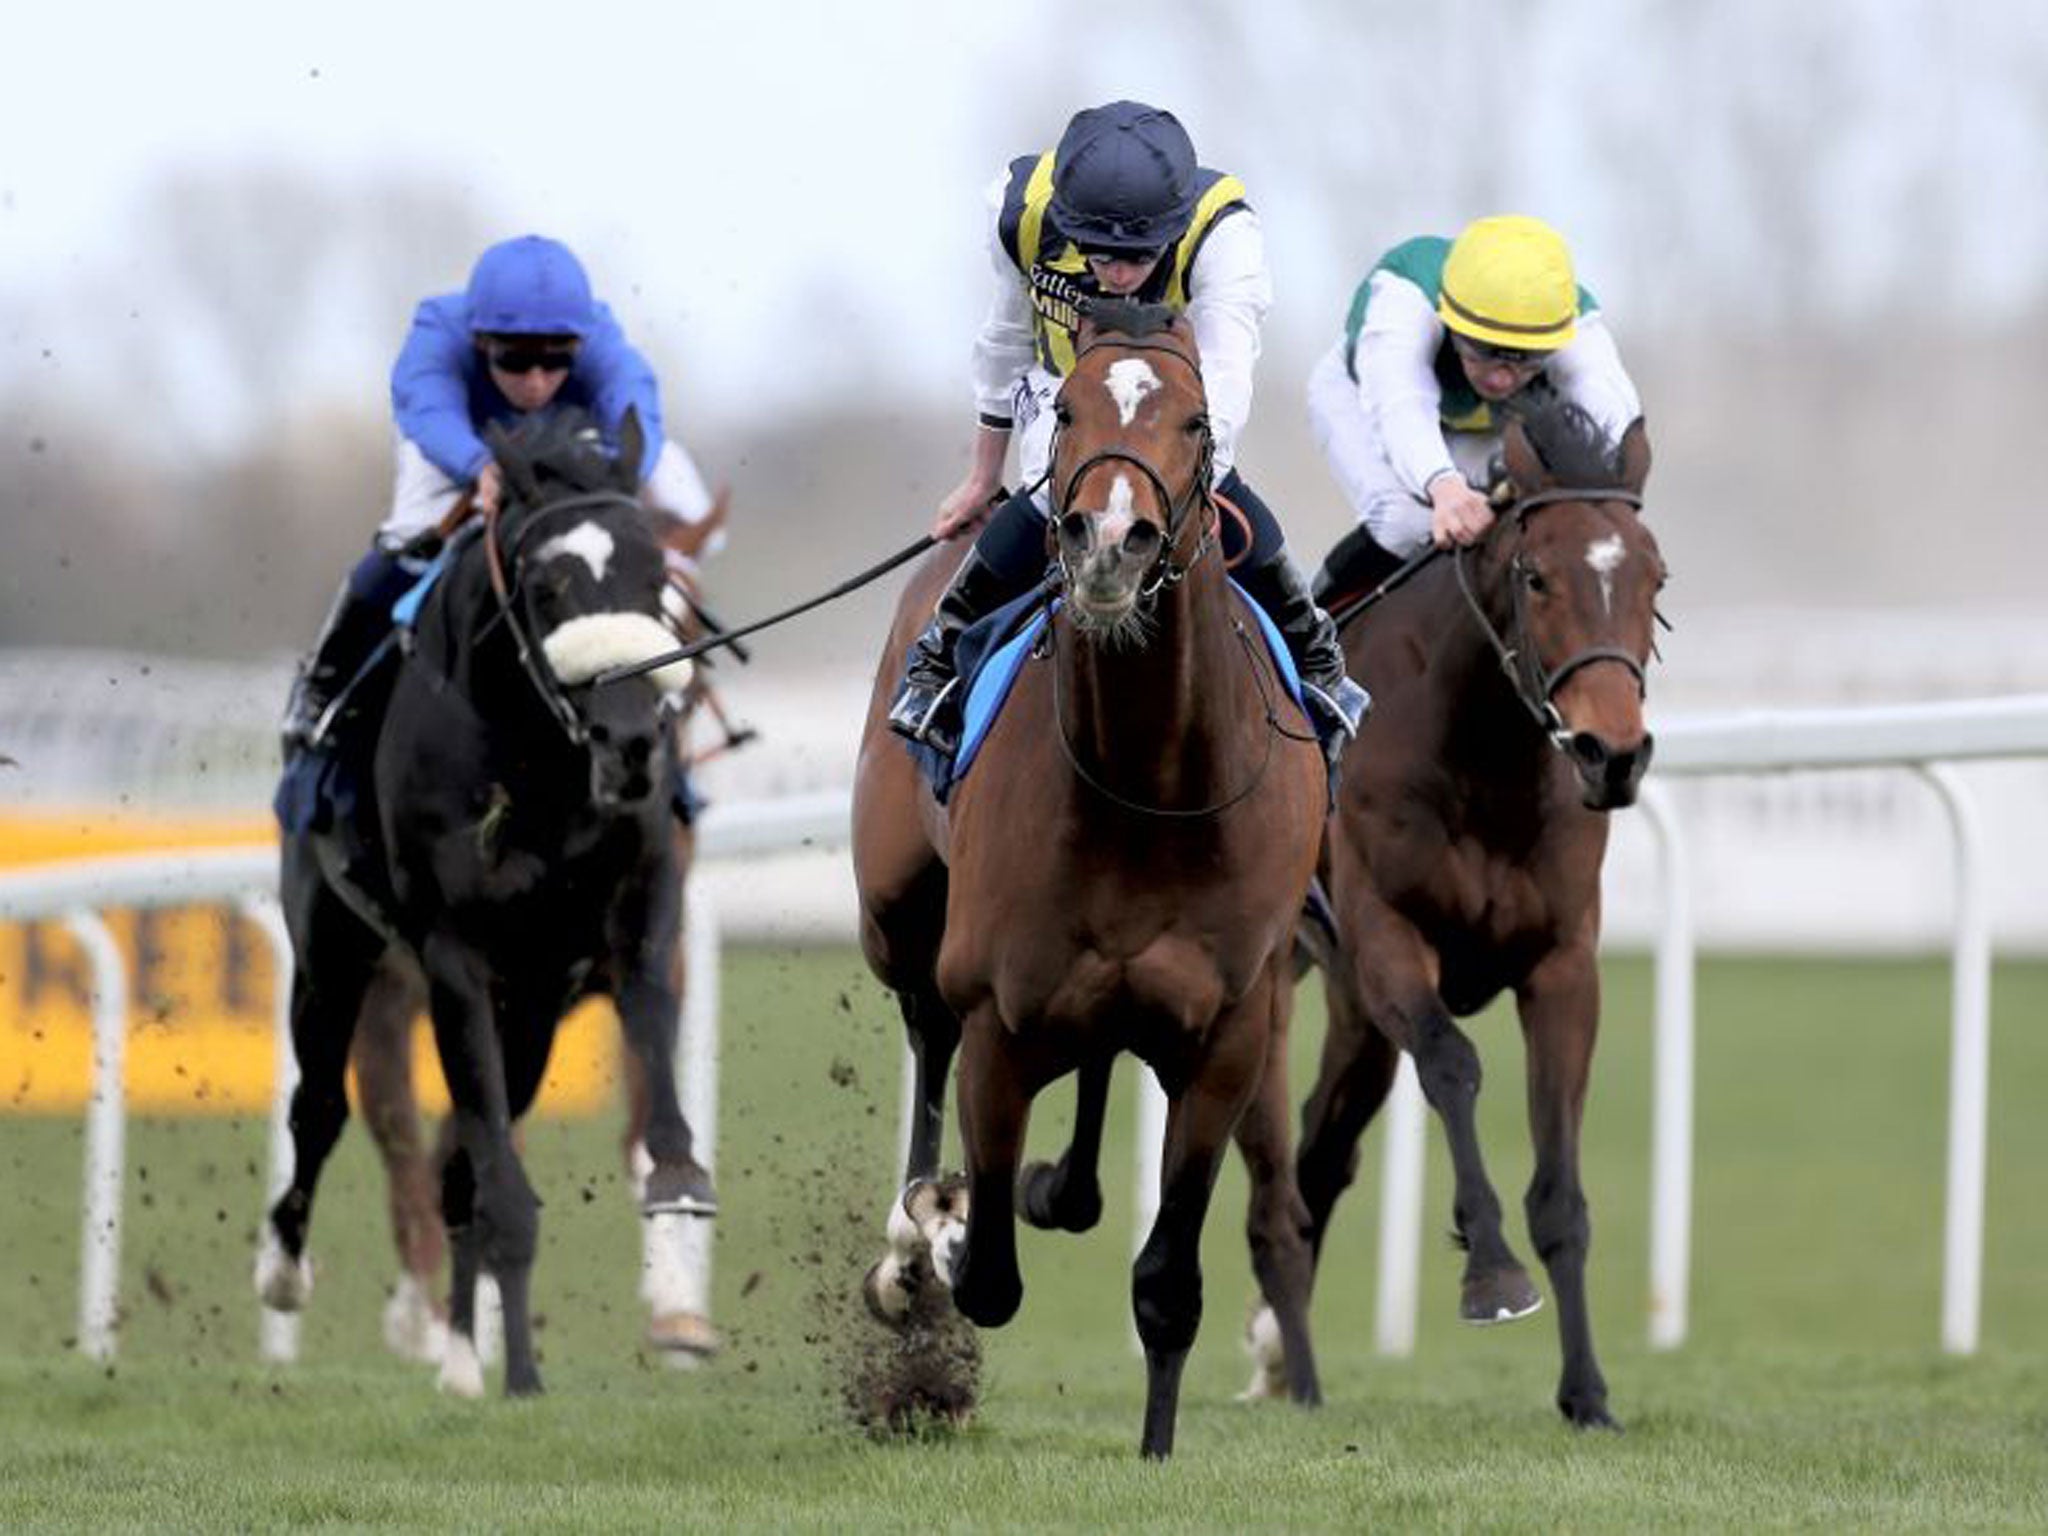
[464, 235, 597, 338]
[1048, 100, 1200, 256]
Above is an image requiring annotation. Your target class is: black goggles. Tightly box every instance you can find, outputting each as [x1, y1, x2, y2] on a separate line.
[487, 342, 579, 375]
[1077, 244, 1164, 265]
[1452, 335, 1552, 369]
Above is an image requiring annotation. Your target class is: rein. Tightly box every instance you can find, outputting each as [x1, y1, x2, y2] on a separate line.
[1451, 486, 1648, 748]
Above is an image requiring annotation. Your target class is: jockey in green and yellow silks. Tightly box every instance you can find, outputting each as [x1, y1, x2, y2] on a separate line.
[889, 100, 1368, 766]
[1308, 214, 1645, 572]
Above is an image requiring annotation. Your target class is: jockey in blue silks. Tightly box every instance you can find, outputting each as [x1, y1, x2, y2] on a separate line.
[282, 234, 718, 751]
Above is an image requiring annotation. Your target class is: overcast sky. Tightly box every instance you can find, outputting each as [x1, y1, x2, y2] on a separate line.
[6, 2, 2047, 449]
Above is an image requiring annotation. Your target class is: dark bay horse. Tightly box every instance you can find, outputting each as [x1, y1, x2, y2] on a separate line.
[342, 500, 736, 1368]
[1248, 401, 1660, 1429]
[852, 302, 1328, 1458]
[256, 410, 715, 1397]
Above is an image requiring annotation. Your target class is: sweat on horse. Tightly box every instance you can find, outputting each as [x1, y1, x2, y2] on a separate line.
[256, 408, 716, 1398]
[1247, 399, 1662, 1429]
[851, 300, 1329, 1457]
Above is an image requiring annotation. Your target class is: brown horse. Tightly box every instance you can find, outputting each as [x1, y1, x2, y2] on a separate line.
[332, 496, 735, 1368]
[1247, 400, 1660, 1429]
[852, 301, 1328, 1458]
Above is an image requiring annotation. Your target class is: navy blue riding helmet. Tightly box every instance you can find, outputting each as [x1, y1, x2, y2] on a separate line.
[1048, 100, 1200, 255]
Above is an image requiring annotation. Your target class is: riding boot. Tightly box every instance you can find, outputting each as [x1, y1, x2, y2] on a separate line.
[1236, 548, 1372, 767]
[282, 543, 408, 755]
[887, 547, 1034, 758]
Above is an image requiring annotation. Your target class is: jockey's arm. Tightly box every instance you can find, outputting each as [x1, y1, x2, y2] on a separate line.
[1543, 311, 1644, 453]
[580, 303, 668, 484]
[936, 180, 1036, 539]
[1182, 209, 1272, 484]
[390, 298, 493, 485]
[1354, 271, 1460, 501]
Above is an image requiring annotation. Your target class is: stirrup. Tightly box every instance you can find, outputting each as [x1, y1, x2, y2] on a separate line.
[888, 676, 962, 754]
[1302, 676, 1372, 742]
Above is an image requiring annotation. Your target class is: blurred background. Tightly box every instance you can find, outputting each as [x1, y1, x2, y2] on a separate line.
[2, 0, 2045, 942]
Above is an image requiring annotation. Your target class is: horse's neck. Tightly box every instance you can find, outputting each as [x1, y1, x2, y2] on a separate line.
[1059, 565, 1253, 797]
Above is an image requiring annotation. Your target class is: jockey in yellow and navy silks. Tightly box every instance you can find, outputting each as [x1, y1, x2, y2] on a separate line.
[1307, 214, 1644, 581]
[283, 235, 717, 751]
[889, 99, 1368, 764]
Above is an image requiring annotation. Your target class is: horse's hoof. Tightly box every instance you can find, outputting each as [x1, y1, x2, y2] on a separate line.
[504, 1369, 544, 1399]
[862, 1257, 916, 1328]
[1562, 1397, 1623, 1432]
[1017, 1160, 1102, 1233]
[254, 1230, 313, 1312]
[1236, 1304, 1287, 1402]
[647, 1310, 721, 1361]
[382, 1274, 449, 1365]
[642, 1160, 718, 1218]
[902, 1173, 969, 1235]
[437, 1334, 486, 1399]
[1460, 1268, 1544, 1325]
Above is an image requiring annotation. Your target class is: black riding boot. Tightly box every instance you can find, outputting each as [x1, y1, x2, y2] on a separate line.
[281, 543, 408, 754]
[1236, 548, 1372, 766]
[887, 547, 1035, 758]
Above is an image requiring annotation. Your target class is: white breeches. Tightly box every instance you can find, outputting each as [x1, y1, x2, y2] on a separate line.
[380, 433, 719, 550]
[1305, 347, 1501, 559]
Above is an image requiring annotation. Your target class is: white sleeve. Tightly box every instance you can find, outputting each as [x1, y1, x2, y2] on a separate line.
[1183, 208, 1272, 478]
[1355, 271, 1458, 498]
[967, 170, 1038, 424]
[1546, 311, 1642, 444]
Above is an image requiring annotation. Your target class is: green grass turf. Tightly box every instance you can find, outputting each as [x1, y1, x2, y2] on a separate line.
[1, 950, 2043, 1532]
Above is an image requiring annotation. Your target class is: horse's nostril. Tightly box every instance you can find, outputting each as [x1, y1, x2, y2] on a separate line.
[1058, 511, 1093, 553]
[1570, 732, 1609, 769]
[625, 736, 653, 767]
[588, 723, 611, 746]
[1122, 522, 1160, 558]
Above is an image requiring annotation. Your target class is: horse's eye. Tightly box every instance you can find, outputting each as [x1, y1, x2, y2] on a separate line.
[1053, 401, 1073, 426]
[1186, 413, 1210, 436]
[1523, 567, 1547, 595]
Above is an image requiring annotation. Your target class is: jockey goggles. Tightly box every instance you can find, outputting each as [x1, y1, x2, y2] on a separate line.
[1451, 334, 1553, 370]
[1078, 243, 1164, 265]
[486, 339, 580, 375]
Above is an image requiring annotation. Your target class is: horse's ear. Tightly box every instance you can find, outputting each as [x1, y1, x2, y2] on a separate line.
[616, 406, 646, 495]
[485, 421, 542, 507]
[1617, 416, 1653, 497]
[1500, 411, 1547, 494]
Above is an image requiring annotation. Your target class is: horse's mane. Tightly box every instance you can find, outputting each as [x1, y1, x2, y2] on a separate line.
[1512, 398, 1623, 489]
[1085, 297, 1178, 340]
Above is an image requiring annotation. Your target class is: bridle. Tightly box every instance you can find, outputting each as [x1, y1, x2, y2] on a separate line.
[1048, 331, 1217, 603]
[1452, 486, 1650, 750]
[480, 488, 669, 748]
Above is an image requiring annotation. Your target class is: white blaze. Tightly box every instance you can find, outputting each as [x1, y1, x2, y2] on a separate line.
[1586, 534, 1626, 614]
[1097, 472, 1137, 548]
[1104, 358, 1161, 427]
[536, 521, 616, 583]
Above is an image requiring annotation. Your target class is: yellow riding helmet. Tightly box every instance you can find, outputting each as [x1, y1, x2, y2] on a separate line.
[1438, 214, 1578, 351]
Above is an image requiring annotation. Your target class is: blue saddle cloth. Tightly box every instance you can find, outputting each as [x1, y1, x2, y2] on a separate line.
[906, 578, 1302, 803]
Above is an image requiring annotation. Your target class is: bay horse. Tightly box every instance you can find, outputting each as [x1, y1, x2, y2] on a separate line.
[256, 408, 715, 1397]
[1247, 400, 1660, 1429]
[851, 301, 1328, 1458]
[344, 499, 738, 1368]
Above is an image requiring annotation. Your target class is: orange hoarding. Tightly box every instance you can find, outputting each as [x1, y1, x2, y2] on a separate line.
[0, 812, 617, 1115]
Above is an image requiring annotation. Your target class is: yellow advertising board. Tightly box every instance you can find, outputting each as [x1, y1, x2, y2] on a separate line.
[1, 811, 618, 1116]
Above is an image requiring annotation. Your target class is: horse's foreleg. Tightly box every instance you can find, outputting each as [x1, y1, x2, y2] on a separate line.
[1133, 992, 1269, 1460]
[1363, 945, 1539, 1327]
[899, 977, 961, 1184]
[259, 890, 382, 1312]
[1235, 963, 1321, 1406]
[948, 1006, 1044, 1330]
[1017, 1053, 1110, 1233]
[423, 937, 543, 1398]
[1294, 938, 1401, 1262]
[350, 962, 449, 1361]
[437, 1144, 486, 1397]
[1517, 943, 1616, 1430]
[616, 929, 716, 1217]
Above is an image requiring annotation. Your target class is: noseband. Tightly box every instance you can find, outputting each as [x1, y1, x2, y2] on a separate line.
[1454, 487, 1649, 749]
[1050, 334, 1216, 602]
